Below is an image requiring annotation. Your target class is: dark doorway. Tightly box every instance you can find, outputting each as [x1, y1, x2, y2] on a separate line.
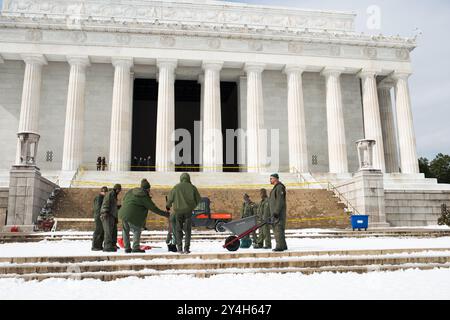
[175, 80, 201, 172]
[131, 79, 158, 171]
[132, 79, 239, 173]
[221, 82, 240, 172]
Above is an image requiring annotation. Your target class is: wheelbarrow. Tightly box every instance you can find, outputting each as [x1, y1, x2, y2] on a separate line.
[222, 215, 275, 252]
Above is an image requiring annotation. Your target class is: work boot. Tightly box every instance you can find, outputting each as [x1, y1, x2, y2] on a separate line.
[272, 248, 285, 252]
[132, 249, 146, 253]
[177, 245, 183, 254]
[253, 244, 263, 249]
[125, 248, 132, 254]
[103, 248, 117, 253]
[263, 246, 272, 250]
[91, 247, 103, 252]
[183, 248, 191, 254]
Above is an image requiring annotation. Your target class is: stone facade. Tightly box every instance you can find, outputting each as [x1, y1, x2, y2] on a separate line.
[0, 0, 418, 175]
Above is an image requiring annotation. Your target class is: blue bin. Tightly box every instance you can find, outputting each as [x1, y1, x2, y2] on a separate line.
[351, 215, 369, 231]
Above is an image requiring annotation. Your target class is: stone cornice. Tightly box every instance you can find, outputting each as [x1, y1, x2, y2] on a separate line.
[2, 0, 356, 33]
[0, 14, 416, 51]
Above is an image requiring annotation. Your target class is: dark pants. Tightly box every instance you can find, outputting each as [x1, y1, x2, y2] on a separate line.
[175, 211, 192, 250]
[101, 214, 117, 251]
[122, 219, 142, 251]
[272, 212, 287, 250]
[92, 215, 104, 250]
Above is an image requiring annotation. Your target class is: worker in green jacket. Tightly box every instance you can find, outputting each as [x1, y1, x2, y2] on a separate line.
[240, 193, 257, 246]
[166, 173, 202, 254]
[255, 188, 272, 249]
[91, 186, 108, 251]
[119, 179, 169, 253]
[100, 184, 122, 252]
[269, 173, 288, 252]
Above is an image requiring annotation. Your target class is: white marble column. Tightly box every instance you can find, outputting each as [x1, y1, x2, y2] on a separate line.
[393, 72, 419, 174]
[109, 57, 133, 172]
[245, 63, 265, 173]
[321, 68, 348, 174]
[378, 80, 400, 173]
[358, 70, 386, 172]
[16, 54, 47, 164]
[202, 61, 223, 172]
[198, 75, 205, 167]
[155, 59, 177, 172]
[61, 56, 90, 171]
[284, 65, 309, 173]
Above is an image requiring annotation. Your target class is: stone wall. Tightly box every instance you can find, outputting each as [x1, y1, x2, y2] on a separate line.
[53, 187, 349, 230]
[0, 188, 8, 228]
[385, 190, 450, 227]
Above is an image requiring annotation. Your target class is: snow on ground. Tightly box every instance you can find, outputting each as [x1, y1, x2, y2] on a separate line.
[1, 231, 450, 299]
[1, 236, 450, 258]
[1, 268, 450, 300]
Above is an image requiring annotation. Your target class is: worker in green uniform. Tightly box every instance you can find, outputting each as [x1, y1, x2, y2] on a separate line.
[100, 184, 122, 252]
[240, 193, 257, 246]
[255, 188, 272, 249]
[119, 179, 169, 253]
[91, 186, 108, 251]
[269, 173, 288, 252]
[166, 173, 202, 254]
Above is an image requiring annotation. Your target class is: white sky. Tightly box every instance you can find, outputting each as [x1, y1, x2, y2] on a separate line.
[1, 0, 449, 159]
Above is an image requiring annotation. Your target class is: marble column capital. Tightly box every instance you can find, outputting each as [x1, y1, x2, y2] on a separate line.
[21, 54, 47, 66]
[283, 65, 306, 75]
[357, 69, 382, 79]
[202, 61, 224, 71]
[392, 72, 412, 81]
[244, 62, 266, 73]
[111, 57, 134, 69]
[321, 67, 345, 78]
[67, 56, 91, 68]
[157, 58, 178, 70]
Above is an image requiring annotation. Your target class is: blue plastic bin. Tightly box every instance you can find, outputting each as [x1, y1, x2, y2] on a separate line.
[351, 215, 369, 231]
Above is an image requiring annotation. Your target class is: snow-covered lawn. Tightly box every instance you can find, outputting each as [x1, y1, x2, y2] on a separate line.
[1, 269, 450, 300]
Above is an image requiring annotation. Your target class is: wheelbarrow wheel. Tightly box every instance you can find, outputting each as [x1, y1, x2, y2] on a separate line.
[224, 236, 240, 252]
[215, 221, 226, 233]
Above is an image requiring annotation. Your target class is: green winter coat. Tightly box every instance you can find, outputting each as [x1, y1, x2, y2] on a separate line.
[269, 182, 287, 218]
[257, 198, 271, 222]
[92, 194, 104, 218]
[166, 173, 202, 214]
[241, 201, 257, 219]
[119, 188, 168, 228]
[100, 190, 119, 218]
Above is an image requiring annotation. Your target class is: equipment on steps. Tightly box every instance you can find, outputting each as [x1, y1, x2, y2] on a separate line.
[351, 215, 369, 231]
[117, 237, 161, 251]
[223, 216, 276, 252]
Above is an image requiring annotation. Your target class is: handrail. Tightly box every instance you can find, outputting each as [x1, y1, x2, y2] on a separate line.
[326, 181, 361, 216]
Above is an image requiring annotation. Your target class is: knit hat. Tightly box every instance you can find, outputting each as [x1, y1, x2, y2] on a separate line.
[270, 173, 280, 179]
[113, 184, 122, 191]
[141, 179, 151, 190]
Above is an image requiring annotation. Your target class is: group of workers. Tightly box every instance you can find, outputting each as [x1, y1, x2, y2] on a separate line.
[91, 172, 287, 254]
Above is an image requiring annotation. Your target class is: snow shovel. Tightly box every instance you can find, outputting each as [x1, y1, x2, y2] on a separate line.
[117, 237, 161, 251]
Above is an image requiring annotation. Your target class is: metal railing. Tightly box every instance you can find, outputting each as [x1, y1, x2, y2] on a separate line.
[326, 181, 360, 216]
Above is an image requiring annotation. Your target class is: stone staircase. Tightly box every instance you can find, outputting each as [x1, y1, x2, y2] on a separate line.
[1, 247, 450, 281]
[2, 229, 450, 244]
[52, 187, 350, 230]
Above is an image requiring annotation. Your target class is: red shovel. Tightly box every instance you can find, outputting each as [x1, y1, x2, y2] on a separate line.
[117, 237, 161, 251]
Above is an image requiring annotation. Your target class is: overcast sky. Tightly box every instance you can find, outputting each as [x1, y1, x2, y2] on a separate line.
[1, 0, 449, 159]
